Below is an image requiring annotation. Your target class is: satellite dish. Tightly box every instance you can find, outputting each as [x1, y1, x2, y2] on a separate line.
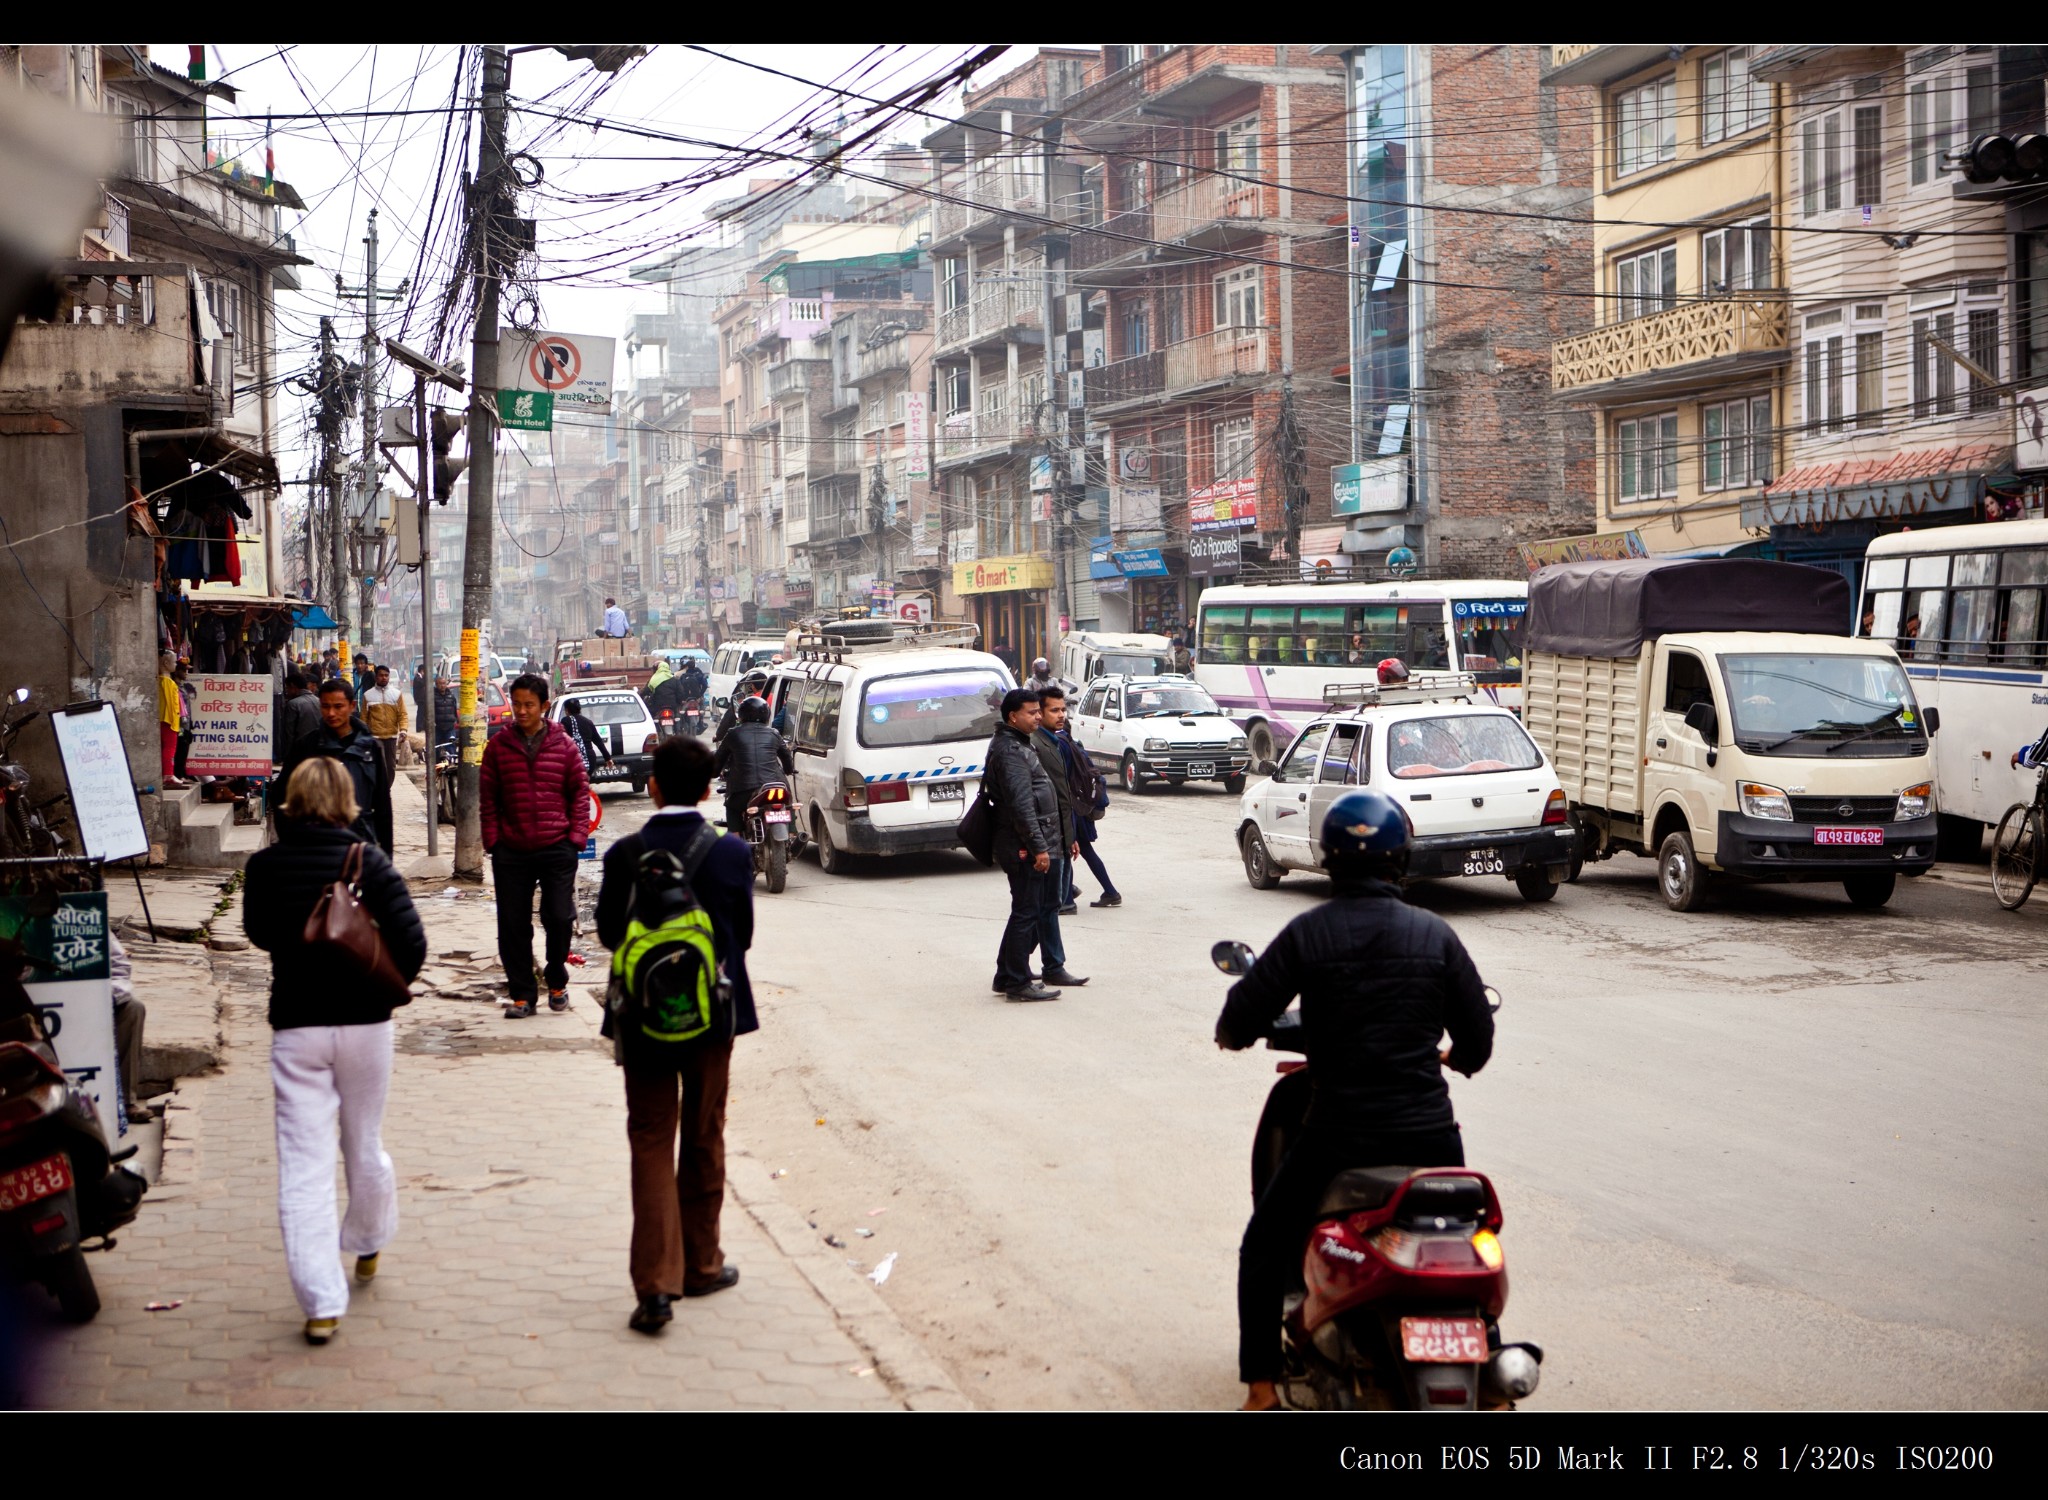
[1386, 546, 1418, 577]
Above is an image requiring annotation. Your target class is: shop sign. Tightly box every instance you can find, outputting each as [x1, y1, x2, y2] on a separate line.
[953, 554, 1055, 595]
[1111, 547, 1170, 578]
[1514, 529, 1649, 572]
[1332, 456, 1407, 516]
[1188, 531, 1244, 577]
[1088, 534, 1119, 581]
[2019, 388, 2048, 472]
[1030, 454, 1055, 493]
[185, 674, 273, 777]
[1188, 478, 1259, 533]
[1113, 483, 1161, 532]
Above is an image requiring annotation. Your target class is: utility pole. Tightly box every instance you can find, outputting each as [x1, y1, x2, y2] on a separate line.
[338, 208, 408, 648]
[320, 316, 349, 653]
[454, 44, 509, 880]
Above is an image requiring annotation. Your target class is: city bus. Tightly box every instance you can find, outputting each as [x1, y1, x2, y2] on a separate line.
[1193, 579, 1529, 766]
[1857, 518, 2048, 855]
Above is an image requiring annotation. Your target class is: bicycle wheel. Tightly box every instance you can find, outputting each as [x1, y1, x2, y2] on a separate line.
[1990, 802, 2042, 911]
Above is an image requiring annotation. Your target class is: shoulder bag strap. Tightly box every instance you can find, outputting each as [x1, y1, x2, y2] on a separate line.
[679, 820, 720, 882]
[343, 841, 366, 895]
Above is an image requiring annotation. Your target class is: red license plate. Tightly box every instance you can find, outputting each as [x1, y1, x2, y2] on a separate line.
[1814, 827, 1884, 846]
[1400, 1315, 1489, 1364]
[0, 1153, 72, 1212]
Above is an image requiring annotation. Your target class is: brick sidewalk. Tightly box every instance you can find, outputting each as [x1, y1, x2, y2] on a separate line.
[17, 796, 961, 1410]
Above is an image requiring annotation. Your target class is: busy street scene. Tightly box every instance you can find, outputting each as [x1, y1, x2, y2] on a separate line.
[1, 41, 2045, 1423]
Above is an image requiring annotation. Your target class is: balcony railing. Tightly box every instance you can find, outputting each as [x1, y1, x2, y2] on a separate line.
[1071, 205, 1152, 273]
[938, 276, 1043, 352]
[1085, 349, 1163, 406]
[1165, 328, 1268, 389]
[856, 333, 912, 383]
[940, 408, 1020, 460]
[1551, 295, 1789, 393]
[932, 153, 1047, 240]
[1151, 170, 1263, 239]
[766, 357, 827, 401]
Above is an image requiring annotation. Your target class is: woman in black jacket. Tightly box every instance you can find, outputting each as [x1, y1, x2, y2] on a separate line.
[243, 756, 427, 1346]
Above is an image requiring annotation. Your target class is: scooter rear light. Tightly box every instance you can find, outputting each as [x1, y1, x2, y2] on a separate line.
[1413, 1236, 1486, 1271]
[1365, 1225, 1419, 1268]
[30, 1212, 66, 1235]
[1470, 1229, 1504, 1271]
[1426, 1384, 1470, 1405]
[1541, 789, 1568, 826]
[867, 782, 910, 805]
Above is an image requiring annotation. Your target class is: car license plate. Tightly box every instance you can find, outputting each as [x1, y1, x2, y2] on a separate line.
[1461, 848, 1506, 876]
[1814, 827, 1884, 846]
[1399, 1315, 1490, 1364]
[928, 781, 964, 802]
[764, 809, 791, 824]
[1187, 761, 1216, 778]
[0, 1153, 72, 1213]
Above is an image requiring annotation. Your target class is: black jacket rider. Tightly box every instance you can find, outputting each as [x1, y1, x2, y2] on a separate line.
[1216, 876, 1493, 1134]
[714, 721, 793, 823]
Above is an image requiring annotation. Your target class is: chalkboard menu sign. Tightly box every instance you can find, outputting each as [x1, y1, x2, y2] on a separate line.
[49, 701, 151, 864]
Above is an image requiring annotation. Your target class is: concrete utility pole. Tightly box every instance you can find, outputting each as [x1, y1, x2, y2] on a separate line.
[321, 316, 349, 651]
[338, 208, 408, 647]
[453, 44, 509, 880]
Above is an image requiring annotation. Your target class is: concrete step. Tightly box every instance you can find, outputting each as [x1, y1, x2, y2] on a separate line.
[162, 788, 267, 870]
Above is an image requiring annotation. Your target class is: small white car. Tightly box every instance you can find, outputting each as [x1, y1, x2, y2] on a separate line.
[550, 690, 657, 796]
[1234, 675, 1576, 901]
[1067, 675, 1252, 793]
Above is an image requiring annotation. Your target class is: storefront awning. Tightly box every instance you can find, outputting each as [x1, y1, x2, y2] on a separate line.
[1744, 441, 2007, 529]
[292, 604, 339, 630]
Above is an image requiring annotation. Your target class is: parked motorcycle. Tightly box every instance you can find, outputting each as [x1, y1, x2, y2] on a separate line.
[0, 969, 147, 1323]
[433, 736, 460, 826]
[743, 778, 799, 894]
[1213, 939, 1541, 1411]
[0, 687, 66, 860]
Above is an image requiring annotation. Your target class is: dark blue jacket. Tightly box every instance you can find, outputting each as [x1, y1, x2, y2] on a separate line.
[595, 808, 758, 1040]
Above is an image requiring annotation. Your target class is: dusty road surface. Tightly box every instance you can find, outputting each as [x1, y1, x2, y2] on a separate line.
[606, 774, 2048, 1412]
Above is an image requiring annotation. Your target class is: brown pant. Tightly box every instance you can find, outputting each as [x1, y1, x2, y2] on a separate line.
[623, 1038, 733, 1297]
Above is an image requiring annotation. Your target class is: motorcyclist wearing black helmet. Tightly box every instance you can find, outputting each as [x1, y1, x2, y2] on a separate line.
[714, 670, 771, 744]
[713, 694, 794, 836]
[1214, 787, 1494, 1411]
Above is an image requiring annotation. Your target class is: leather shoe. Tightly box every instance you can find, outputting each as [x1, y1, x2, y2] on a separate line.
[1005, 981, 1063, 1002]
[1043, 968, 1089, 987]
[992, 973, 1039, 993]
[1056, 902, 1078, 916]
[629, 1293, 673, 1333]
[1090, 894, 1122, 908]
[684, 1266, 740, 1298]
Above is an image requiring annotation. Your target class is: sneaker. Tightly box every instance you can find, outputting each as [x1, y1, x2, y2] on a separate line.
[503, 999, 537, 1019]
[303, 1317, 339, 1345]
[547, 989, 570, 1012]
[1090, 894, 1122, 908]
[1005, 981, 1063, 1002]
[354, 1253, 379, 1282]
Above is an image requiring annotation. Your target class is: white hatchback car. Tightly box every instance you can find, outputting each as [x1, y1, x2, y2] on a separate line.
[1067, 675, 1252, 793]
[1234, 674, 1576, 901]
[549, 689, 657, 796]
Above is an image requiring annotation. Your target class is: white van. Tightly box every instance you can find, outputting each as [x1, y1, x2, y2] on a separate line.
[762, 626, 1016, 873]
[709, 637, 790, 708]
[1057, 631, 1175, 693]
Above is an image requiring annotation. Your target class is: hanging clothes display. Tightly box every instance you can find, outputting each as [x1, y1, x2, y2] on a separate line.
[163, 505, 208, 584]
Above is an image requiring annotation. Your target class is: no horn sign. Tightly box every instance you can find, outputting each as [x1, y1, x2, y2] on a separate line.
[507, 329, 614, 410]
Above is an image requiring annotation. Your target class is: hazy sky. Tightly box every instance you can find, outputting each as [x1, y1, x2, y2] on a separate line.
[160, 43, 1013, 483]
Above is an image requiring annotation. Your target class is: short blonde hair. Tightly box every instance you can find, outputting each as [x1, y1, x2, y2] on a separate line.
[284, 756, 358, 827]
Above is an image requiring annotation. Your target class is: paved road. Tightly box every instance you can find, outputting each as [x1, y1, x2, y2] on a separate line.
[617, 779, 2048, 1411]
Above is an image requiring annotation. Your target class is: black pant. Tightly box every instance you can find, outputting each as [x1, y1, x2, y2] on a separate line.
[993, 850, 1045, 990]
[1237, 1122, 1466, 1383]
[492, 841, 578, 1001]
[371, 737, 397, 855]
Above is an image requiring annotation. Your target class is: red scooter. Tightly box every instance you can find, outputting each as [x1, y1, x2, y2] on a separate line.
[1214, 939, 1542, 1410]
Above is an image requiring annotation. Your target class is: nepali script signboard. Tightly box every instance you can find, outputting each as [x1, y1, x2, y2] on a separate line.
[0, 891, 120, 1139]
[185, 674, 274, 778]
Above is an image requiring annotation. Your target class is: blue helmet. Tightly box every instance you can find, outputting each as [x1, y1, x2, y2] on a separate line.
[1320, 788, 1412, 867]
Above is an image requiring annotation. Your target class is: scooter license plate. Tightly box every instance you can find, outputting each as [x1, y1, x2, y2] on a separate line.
[1399, 1316, 1490, 1364]
[764, 810, 792, 824]
[0, 1153, 72, 1213]
[927, 781, 964, 802]
[1461, 848, 1506, 876]
[1814, 826, 1884, 846]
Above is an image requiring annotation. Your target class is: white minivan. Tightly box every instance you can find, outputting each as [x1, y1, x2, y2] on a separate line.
[762, 630, 1015, 873]
[709, 637, 790, 709]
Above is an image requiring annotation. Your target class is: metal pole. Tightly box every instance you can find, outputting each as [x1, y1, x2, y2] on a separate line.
[358, 209, 380, 647]
[416, 371, 438, 854]
[453, 45, 508, 880]
[322, 316, 350, 653]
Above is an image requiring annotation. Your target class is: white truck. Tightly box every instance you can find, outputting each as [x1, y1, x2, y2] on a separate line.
[1524, 558, 1940, 911]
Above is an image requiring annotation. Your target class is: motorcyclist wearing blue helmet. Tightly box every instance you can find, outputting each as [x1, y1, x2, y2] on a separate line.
[1214, 787, 1495, 1411]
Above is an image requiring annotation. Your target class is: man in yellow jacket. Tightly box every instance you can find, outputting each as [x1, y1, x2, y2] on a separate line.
[360, 664, 407, 853]
[157, 652, 191, 790]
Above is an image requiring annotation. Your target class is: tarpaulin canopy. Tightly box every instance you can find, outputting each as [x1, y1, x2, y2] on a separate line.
[291, 604, 339, 630]
[1528, 559, 1852, 658]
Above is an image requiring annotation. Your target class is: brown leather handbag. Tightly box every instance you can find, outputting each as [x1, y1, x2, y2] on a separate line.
[301, 843, 412, 1006]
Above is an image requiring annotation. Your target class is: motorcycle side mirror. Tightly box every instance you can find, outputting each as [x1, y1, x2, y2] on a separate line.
[1211, 939, 1255, 976]
[1483, 985, 1501, 1013]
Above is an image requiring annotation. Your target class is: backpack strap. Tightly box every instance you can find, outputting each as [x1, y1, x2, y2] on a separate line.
[678, 820, 721, 883]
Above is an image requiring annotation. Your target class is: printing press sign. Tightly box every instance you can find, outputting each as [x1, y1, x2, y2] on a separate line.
[0, 892, 119, 1139]
[509, 330, 616, 411]
[185, 674, 273, 777]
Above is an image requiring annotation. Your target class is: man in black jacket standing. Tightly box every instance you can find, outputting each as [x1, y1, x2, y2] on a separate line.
[1029, 687, 1087, 987]
[984, 689, 1063, 1002]
[1214, 788, 1493, 1411]
[276, 679, 384, 848]
[595, 736, 755, 1333]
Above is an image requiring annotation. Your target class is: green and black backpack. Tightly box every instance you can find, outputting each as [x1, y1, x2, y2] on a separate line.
[606, 825, 731, 1048]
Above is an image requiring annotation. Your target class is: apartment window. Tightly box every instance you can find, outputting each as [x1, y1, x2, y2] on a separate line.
[944, 365, 971, 416]
[1214, 414, 1256, 482]
[1852, 104, 1884, 206]
[1801, 108, 1844, 214]
[1614, 75, 1677, 178]
[1216, 115, 1260, 177]
[1910, 290, 1958, 418]
[1614, 243, 1677, 322]
[863, 394, 884, 432]
[1701, 217, 1771, 294]
[941, 256, 967, 311]
[1907, 49, 1995, 186]
[1700, 48, 1769, 143]
[1120, 300, 1149, 357]
[1160, 285, 1185, 346]
[2020, 233, 2048, 381]
[1965, 281, 2003, 413]
[109, 94, 157, 180]
[1803, 309, 1847, 432]
[1119, 161, 1148, 211]
[1854, 303, 1886, 430]
[1615, 412, 1679, 501]
[1213, 265, 1261, 332]
[1700, 395, 1774, 490]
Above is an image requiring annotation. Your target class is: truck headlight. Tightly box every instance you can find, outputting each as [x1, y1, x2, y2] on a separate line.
[1229, 735, 1248, 750]
[1896, 782, 1932, 820]
[1143, 737, 1170, 753]
[1739, 782, 1793, 821]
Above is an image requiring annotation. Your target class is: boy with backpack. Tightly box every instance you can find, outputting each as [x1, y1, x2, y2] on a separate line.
[594, 735, 757, 1333]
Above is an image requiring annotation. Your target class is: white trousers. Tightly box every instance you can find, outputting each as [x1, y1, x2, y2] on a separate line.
[270, 1021, 398, 1319]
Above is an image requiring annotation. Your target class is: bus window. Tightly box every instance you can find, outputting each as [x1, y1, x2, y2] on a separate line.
[1947, 553, 1999, 663]
[1249, 606, 1295, 664]
[1348, 604, 1406, 661]
[1866, 589, 1903, 641]
[1865, 555, 1906, 590]
[1409, 620, 1450, 671]
[1298, 605, 1347, 666]
[1902, 588, 1944, 660]
[2003, 588, 2044, 667]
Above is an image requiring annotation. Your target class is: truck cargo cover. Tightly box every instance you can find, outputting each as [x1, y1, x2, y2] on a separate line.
[1527, 558, 1852, 657]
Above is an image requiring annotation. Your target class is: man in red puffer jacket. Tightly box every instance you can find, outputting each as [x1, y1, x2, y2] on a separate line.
[481, 673, 592, 1018]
